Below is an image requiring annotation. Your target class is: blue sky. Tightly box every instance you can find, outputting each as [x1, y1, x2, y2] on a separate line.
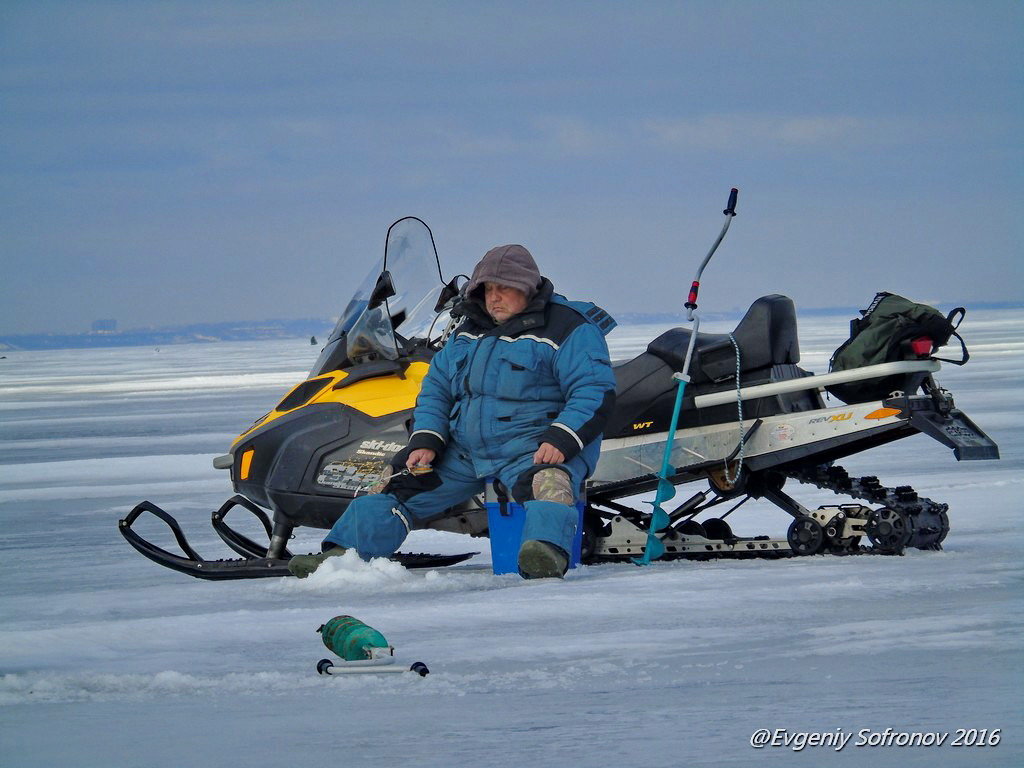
[1, 1, 1020, 334]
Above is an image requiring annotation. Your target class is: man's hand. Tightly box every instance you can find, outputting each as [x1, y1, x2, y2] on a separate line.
[533, 442, 565, 465]
[406, 448, 436, 470]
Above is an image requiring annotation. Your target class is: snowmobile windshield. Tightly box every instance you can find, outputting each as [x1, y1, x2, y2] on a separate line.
[380, 216, 446, 342]
[310, 217, 445, 376]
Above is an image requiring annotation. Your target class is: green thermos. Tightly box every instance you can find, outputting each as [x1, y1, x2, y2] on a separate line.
[317, 615, 392, 661]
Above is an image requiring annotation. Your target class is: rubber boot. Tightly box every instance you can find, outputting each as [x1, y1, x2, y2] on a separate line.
[287, 547, 347, 579]
[517, 540, 568, 580]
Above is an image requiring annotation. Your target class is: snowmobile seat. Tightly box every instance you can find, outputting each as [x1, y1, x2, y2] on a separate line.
[611, 350, 674, 396]
[647, 295, 799, 384]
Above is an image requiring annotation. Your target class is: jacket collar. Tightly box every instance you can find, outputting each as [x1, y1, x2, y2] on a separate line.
[460, 278, 554, 335]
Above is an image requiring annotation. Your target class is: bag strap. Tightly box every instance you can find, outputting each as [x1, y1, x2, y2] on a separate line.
[932, 307, 968, 365]
[946, 306, 965, 330]
[933, 330, 969, 365]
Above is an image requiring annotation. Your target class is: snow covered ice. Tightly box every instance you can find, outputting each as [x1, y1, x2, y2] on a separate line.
[1, 311, 1022, 767]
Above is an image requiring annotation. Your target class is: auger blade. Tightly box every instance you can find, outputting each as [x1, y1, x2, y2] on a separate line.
[651, 507, 670, 532]
[632, 534, 666, 566]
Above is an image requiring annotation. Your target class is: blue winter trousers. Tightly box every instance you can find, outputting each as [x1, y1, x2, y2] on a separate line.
[323, 448, 588, 560]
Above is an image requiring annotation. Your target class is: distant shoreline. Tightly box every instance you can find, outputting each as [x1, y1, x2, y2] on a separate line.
[0, 318, 334, 352]
[1, 302, 1020, 352]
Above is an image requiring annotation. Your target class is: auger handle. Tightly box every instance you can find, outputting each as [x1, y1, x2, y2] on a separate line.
[724, 188, 738, 216]
[687, 186, 740, 318]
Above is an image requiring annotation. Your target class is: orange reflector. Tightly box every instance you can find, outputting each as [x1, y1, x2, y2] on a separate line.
[865, 407, 903, 420]
[240, 448, 255, 480]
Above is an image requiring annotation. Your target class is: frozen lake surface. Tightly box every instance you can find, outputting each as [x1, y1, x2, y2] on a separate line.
[1, 310, 1022, 767]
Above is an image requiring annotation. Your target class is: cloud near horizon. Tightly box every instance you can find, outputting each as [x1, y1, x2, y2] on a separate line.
[0, 2, 1020, 335]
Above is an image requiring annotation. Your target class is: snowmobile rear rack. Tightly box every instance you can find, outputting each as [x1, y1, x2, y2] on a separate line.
[119, 500, 477, 580]
[692, 359, 941, 408]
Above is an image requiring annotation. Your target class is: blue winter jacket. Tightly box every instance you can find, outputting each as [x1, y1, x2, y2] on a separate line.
[407, 279, 617, 479]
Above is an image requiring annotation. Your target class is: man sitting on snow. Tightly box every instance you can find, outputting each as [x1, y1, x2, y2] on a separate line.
[289, 244, 617, 579]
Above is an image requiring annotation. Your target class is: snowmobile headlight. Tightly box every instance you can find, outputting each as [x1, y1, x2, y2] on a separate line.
[240, 448, 255, 480]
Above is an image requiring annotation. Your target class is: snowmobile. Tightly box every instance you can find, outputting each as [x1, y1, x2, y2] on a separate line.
[120, 210, 999, 580]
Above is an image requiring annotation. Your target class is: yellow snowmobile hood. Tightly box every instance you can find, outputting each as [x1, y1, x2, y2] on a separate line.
[232, 362, 430, 447]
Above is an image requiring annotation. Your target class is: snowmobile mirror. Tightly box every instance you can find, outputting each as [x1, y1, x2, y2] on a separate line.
[367, 271, 396, 310]
[389, 309, 407, 330]
[433, 276, 463, 313]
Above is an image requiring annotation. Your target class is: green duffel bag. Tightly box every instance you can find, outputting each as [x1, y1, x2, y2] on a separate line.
[826, 292, 968, 404]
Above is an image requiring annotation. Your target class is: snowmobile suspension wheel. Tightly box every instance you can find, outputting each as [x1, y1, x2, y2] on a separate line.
[708, 466, 744, 496]
[787, 517, 825, 556]
[702, 518, 734, 541]
[865, 507, 912, 554]
[933, 507, 950, 547]
[677, 520, 707, 537]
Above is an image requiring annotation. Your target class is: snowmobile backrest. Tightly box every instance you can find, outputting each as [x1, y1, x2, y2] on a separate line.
[647, 295, 800, 383]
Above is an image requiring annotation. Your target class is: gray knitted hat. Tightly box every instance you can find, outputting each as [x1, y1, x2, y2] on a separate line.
[466, 244, 542, 299]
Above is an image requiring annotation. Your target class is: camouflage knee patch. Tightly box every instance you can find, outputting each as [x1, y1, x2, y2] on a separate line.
[532, 468, 574, 505]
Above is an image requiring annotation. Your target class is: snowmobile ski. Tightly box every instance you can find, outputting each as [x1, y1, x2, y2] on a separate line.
[119, 500, 477, 580]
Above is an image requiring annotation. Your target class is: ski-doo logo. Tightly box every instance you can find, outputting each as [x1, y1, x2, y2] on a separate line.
[633, 421, 654, 430]
[359, 439, 405, 453]
[808, 413, 853, 424]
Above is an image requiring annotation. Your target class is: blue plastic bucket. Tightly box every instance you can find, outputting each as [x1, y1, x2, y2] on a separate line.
[485, 500, 585, 575]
